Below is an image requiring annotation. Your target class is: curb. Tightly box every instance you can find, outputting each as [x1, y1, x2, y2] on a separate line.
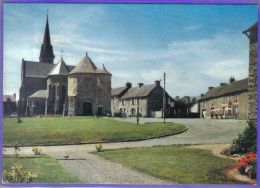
[3, 128, 188, 148]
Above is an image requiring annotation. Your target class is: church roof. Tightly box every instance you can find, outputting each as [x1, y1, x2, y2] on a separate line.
[96, 64, 112, 75]
[199, 78, 248, 100]
[69, 54, 111, 75]
[23, 60, 76, 78]
[49, 58, 69, 75]
[69, 55, 97, 74]
[28, 90, 47, 99]
[121, 84, 157, 99]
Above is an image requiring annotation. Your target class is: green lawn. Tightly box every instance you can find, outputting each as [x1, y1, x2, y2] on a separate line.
[3, 117, 186, 146]
[2, 155, 83, 184]
[93, 145, 246, 184]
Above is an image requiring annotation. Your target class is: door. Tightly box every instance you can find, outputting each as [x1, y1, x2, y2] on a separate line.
[82, 102, 92, 116]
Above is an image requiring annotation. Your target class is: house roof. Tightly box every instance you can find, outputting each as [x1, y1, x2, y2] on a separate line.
[111, 86, 127, 96]
[200, 78, 248, 100]
[96, 65, 112, 75]
[49, 58, 69, 76]
[121, 84, 157, 99]
[28, 90, 48, 99]
[3, 95, 16, 102]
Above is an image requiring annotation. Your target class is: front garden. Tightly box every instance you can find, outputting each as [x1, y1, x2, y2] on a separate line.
[3, 117, 186, 146]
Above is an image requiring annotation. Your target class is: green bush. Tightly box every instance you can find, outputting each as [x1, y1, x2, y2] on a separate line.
[3, 163, 38, 183]
[32, 146, 42, 155]
[232, 121, 257, 154]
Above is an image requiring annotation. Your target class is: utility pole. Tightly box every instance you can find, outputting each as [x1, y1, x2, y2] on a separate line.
[163, 72, 166, 124]
[137, 98, 139, 126]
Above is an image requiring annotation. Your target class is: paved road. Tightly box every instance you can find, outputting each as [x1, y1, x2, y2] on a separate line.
[3, 118, 248, 184]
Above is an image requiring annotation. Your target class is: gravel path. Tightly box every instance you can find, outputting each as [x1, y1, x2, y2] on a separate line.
[48, 151, 173, 184]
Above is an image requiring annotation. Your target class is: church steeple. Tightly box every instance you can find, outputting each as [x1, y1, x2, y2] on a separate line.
[39, 14, 55, 64]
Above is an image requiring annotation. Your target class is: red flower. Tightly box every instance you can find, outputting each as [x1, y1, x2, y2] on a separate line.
[232, 164, 236, 169]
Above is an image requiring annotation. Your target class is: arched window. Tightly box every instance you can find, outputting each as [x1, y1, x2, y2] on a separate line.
[61, 86, 66, 104]
[52, 85, 56, 103]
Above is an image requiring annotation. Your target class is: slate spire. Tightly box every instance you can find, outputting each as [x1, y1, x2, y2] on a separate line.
[39, 15, 55, 64]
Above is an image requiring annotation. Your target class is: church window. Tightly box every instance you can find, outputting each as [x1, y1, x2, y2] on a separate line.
[52, 85, 56, 103]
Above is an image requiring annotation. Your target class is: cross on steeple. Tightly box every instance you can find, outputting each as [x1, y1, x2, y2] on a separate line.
[60, 49, 64, 59]
[47, 9, 49, 16]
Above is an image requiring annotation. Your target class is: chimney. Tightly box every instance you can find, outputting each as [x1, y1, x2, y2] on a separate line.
[155, 80, 160, 86]
[208, 87, 214, 90]
[220, 83, 226, 86]
[200, 93, 204, 97]
[176, 96, 179, 100]
[138, 83, 144, 88]
[229, 77, 235, 84]
[126, 82, 132, 89]
[13, 93, 16, 98]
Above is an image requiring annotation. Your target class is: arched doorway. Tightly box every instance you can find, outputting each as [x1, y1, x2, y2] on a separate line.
[82, 102, 92, 116]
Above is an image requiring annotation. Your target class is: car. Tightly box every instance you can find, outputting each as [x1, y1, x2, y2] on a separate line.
[10, 112, 17, 117]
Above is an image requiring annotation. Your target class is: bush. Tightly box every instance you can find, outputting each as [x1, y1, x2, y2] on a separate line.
[220, 145, 236, 155]
[232, 121, 256, 154]
[32, 146, 42, 155]
[3, 163, 38, 183]
[95, 144, 103, 152]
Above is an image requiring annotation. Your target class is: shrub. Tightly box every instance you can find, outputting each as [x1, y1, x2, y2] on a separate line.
[3, 163, 38, 183]
[232, 121, 257, 154]
[32, 146, 42, 155]
[220, 145, 236, 155]
[231, 151, 257, 179]
[95, 144, 103, 152]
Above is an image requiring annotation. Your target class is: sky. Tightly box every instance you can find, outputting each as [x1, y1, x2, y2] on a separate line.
[3, 3, 258, 100]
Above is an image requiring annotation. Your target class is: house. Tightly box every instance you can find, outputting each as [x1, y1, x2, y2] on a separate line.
[111, 80, 175, 117]
[198, 77, 248, 119]
[3, 94, 17, 117]
[19, 15, 112, 116]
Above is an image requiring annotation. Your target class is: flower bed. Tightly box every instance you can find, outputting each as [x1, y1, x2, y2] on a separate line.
[232, 151, 257, 179]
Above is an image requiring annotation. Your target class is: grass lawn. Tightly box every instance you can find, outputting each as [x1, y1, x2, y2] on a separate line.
[93, 145, 246, 184]
[2, 154, 83, 184]
[3, 117, 186, 146]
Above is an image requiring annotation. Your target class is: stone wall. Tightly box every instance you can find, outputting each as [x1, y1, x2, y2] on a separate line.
[248, 42, 258, 123]
[68, 73, 111, 116]
[199, 91, 248, 119]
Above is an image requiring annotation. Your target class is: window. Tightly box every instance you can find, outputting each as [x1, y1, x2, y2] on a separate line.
[121, 100, 125, 105]
[235, 94, 238, 103]
[223, 97, 225, 104]
[132, 98, 134, 105]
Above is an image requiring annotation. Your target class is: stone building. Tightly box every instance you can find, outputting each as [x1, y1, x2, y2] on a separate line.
[198, 77, 248, 119]
[111, 81, 175, 117]
[3, 94, 17, 117]
[243, 22, 258, 125]
[19, 15, 112, 116]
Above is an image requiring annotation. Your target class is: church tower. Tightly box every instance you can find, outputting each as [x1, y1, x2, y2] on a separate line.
[39, 15, 55, 64]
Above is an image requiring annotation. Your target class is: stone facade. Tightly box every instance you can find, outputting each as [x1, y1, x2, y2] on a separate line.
[19, 16, 112, 116]
[3, 94, 17, 117]
[112, 81, 175, 117]
[199, 78, 248, 119]
[243, 22, 258, 125]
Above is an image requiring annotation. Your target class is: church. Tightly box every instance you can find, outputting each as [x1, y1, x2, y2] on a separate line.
[18, 15, 112, 116]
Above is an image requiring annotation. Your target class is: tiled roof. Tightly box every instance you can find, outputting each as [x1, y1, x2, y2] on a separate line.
[69, 55, 97, 74]
[121, 84, 156, 99]
[3, 95, 16, 102]
[24, 60, 76, 78]
[200, 78, 248, 100]
[111, 86, 127, 96]
[49, 58, 69, 75]
[24, 61, 55, 78]
[28, 90, 47, 99]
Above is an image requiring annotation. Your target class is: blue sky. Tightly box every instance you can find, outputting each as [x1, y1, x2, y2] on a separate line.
[3, 3, 258, 99]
